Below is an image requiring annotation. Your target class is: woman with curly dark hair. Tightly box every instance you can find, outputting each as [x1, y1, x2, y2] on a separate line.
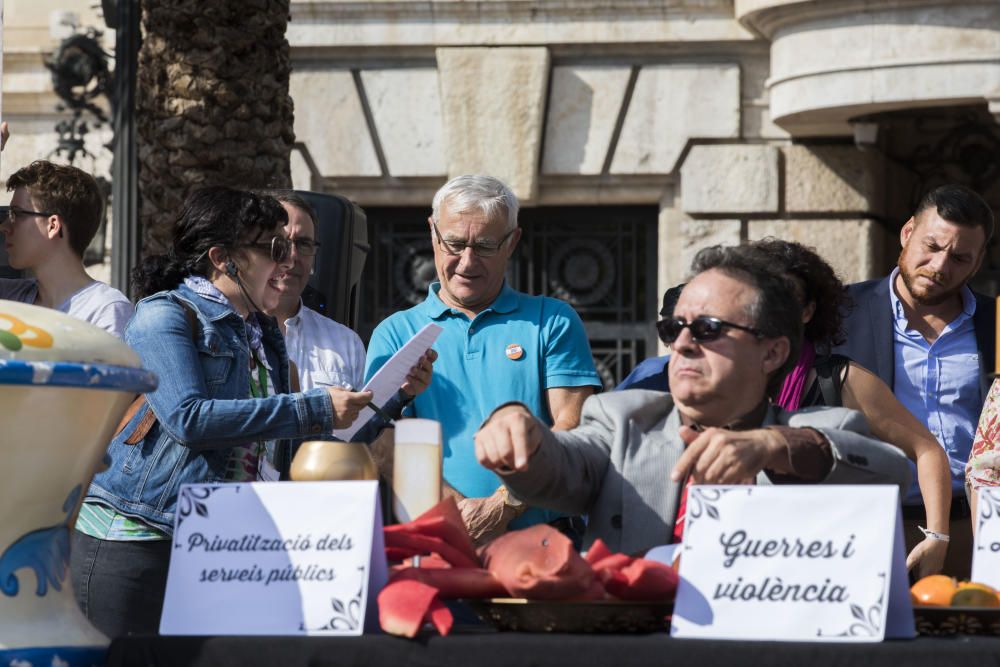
[749, 238, 951, 578]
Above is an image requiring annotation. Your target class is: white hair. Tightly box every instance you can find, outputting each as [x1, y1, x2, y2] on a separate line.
[431, 175, 519, 232]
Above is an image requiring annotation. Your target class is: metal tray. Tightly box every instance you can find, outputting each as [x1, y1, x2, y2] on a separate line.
[914, 605, 1000, 636]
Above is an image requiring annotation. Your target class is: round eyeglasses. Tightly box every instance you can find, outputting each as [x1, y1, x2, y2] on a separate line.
[290, 238, 321, 256]
[432, 222, 514, 258]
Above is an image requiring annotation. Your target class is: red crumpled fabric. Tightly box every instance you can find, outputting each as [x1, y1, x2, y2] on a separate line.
[377, 576, 456, 638]
[383, 498, 479, 568]
[480, 524, 595, 600]
[586, 539, 678, 602]
[377, 502, 678, 638]
[379, 498, 480, 637]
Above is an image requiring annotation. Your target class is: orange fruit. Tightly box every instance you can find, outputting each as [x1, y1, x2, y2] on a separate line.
[910, 574, 958, 606]
[958, 581, 996, 594]
[951, 582, 1000, 608]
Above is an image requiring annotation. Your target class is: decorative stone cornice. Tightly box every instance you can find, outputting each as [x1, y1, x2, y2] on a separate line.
[737, 0, 1000, 135]
[289, 0, 755, 48]
[294, 0, 735, 21]
[736, 0, 996, 39]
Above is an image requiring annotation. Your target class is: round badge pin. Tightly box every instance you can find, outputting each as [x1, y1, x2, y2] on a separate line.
[505, 343, 524, 360]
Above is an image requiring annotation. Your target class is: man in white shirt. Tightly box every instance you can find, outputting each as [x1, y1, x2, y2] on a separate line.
[0, 160, 132, 338]
[266, 191, 368, 391]
[266, 190, 434, 451]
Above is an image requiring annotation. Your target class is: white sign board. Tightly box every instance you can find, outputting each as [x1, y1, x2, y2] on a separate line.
[160, 481, 387, 636]
[671, 485, 913, 642]
[972, 487, 1000, 588]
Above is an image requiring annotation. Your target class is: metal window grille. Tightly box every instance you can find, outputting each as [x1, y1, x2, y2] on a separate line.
[358, 206, 659, 390]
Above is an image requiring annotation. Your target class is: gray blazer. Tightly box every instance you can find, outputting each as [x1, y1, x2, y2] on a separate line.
[503, 390, 912, 555]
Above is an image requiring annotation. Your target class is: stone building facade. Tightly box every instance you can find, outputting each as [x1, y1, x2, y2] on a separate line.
[285, 0, 1000, 382]
[4, 0, 999, 384]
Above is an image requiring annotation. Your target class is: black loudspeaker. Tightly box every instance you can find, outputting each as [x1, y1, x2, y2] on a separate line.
[293, 191, 369, 330]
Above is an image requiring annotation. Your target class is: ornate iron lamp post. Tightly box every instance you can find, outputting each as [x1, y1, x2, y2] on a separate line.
[45, 27, 112, 266]
[43, 2, 141, 293]
[103, 0, 141, 296]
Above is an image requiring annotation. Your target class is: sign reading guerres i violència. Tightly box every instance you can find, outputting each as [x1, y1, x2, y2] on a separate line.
[159, 481, 387, 636]
[671, 485, 914, 642]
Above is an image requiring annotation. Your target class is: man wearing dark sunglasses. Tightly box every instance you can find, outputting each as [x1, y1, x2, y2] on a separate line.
[0, 160, 132, 338]
[366, 175, 601, 545]
[475, 245, 912, 554]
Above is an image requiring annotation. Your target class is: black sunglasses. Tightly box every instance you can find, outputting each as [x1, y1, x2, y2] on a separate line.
[656, 316, 764, 344]
[7, 206, 55, 223]
[245, 236, 292, 264]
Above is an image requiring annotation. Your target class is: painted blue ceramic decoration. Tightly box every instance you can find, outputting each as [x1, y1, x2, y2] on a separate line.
[0, 300, 157, 665]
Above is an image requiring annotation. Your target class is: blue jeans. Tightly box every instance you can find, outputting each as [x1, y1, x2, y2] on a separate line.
[70, 530, 171, 638]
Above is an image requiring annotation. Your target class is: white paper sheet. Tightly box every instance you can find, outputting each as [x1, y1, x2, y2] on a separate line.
[331, 323, 442, 441]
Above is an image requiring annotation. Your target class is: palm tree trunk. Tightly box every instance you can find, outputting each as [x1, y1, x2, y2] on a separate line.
[137, 0, 294, 253]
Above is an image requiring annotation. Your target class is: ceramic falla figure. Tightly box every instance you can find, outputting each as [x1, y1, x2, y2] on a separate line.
[0, 300, 156, 666]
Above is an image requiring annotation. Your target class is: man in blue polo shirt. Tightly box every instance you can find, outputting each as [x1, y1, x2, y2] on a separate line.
[366, 174, 601, 543]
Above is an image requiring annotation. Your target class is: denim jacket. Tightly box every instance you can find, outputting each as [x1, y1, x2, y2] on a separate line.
[87, 284, 336, 533]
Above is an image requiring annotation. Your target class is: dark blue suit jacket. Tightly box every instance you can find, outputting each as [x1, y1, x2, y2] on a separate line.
[832, 276, 996, 403]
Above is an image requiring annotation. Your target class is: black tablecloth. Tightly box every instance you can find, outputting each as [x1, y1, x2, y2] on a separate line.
[108, 632, 1000, 667]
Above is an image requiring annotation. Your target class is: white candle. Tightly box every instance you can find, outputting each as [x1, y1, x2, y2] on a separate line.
[392, 419, 442, 522]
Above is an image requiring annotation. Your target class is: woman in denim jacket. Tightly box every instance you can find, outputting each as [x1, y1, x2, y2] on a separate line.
[70, 187, 433, 638]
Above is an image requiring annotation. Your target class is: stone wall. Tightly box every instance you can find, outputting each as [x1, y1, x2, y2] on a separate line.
[282, 0, 985, 347]
[5, 0, 996, 310]
[667, 141, 908, 290]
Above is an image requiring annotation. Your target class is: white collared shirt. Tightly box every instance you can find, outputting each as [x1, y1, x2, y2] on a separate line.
[284, 303, 366, 391]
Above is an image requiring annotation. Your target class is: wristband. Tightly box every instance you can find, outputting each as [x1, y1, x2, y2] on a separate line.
[918, 526, 950, 543]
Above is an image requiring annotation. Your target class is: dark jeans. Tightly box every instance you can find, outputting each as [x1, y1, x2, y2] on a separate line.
[71, 530, 172, 638]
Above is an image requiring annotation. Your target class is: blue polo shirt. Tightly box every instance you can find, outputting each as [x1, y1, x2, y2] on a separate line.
[365, 281, 601, 528]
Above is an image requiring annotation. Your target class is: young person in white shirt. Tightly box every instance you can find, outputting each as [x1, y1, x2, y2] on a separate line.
[0, 160, 132, 338]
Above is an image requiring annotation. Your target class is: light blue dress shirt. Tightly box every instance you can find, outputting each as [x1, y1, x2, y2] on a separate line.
[888, 268, 982, 504]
